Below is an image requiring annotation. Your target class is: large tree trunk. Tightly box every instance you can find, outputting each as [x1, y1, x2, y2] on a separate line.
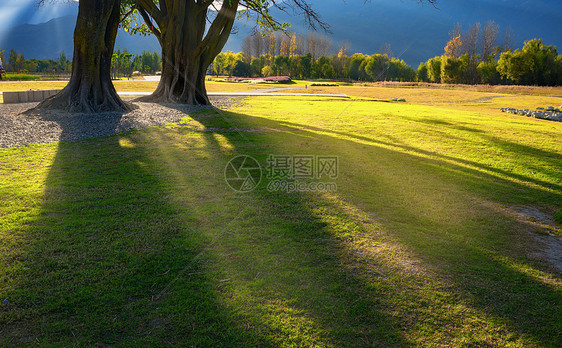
[36, 0, 131, 113]
[148, 30, 212, 105]
[138, 1, 238, 105]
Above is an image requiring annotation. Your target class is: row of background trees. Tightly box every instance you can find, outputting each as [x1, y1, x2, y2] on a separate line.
[111, 49, 161, 78]
[210, 32, 416, 81]
[0, 48, 161, 77]
[211, 23, 562, 86]
[0, 49, 70, 74]
[3, 22, 562, 86]
[418, 21, 562, 86]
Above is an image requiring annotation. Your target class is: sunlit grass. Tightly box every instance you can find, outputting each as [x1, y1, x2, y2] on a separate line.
[0, 86, 561, 346]
[0, 80, 273, 94]
[0, 81, 69, 91]
[1, 73, 40, 81]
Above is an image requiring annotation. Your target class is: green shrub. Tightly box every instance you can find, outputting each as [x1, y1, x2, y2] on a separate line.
[310, 82, 339, 86]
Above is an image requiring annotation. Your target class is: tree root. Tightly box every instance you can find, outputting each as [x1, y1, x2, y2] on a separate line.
[32, 88, 135, 114]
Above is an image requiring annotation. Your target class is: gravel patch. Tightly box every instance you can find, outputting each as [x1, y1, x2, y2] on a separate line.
[0, 97, 244, 148]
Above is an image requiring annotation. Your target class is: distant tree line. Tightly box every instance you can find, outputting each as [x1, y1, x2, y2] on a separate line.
[418, 22, 562, 86]
[4, 24, 561, 86]
[0, 49, 71, 74]
[111, 49, 161, 78]
[211, 27, 562, 86]
[0, 48, 161, 78]
[210, 32, 415, 82]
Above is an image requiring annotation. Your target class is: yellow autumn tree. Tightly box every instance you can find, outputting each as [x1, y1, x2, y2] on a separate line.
[280, 36, 290, 56]
[338, 47, 346, 59]
[444, 34, 462, 58]
[290, 34, 297, 56]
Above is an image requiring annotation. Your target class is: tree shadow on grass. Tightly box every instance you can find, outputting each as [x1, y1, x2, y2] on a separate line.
[1, 103, 416, 346]
[182, 106, 561, 346]
[0, 111, 279, 346]
[1, 102, 561, 346]
[138, 106, 416, 346]
[270, 118, 562, 201]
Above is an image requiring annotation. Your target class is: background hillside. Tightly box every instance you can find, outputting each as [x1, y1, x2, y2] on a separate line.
[0, 0, 561, 67]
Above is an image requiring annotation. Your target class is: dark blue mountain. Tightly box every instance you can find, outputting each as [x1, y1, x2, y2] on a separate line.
[0, 16, 75, 60]
[0, 1, 79, 31]
[0, 16, 160, 60]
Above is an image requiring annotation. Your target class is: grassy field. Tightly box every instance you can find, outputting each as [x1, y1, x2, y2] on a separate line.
[1, 83, 561, 346]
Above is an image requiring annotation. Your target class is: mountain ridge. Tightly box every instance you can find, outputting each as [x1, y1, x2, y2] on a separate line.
[0, 15, 160, 61]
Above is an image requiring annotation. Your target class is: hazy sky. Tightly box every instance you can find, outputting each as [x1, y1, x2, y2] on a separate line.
[0, 0, 78, 31]
[1, 0, 561, 31]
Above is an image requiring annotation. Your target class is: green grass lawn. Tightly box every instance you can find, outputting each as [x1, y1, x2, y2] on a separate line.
[1, 90, 561, 346]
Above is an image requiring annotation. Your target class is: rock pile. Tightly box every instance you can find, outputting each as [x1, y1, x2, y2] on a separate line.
[500, 107, 562, 122]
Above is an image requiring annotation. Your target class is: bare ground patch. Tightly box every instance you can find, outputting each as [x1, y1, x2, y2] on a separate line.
[484, 202, 562, 274]
[0, 97, 244, 148]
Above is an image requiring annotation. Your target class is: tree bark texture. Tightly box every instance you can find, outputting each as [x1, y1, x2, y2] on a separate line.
[37, 0, 131, 113]
[136, 0, 239, 105]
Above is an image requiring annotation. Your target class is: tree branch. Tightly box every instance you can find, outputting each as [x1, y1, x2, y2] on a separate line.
[121, 7, 136, 21]
[134, 0, 164, 28]
[137, 6, 162, 43]
[200, 0, 240, 55]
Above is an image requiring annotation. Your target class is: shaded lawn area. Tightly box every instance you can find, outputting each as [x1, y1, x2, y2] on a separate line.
[0, 95, 561, 346]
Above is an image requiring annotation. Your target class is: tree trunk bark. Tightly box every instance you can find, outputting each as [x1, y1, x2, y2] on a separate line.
[36, 0, 132, 113]
[141, 6, 211, 105]
[139, 1, 238, 105]
[147, 44, 212, 105]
